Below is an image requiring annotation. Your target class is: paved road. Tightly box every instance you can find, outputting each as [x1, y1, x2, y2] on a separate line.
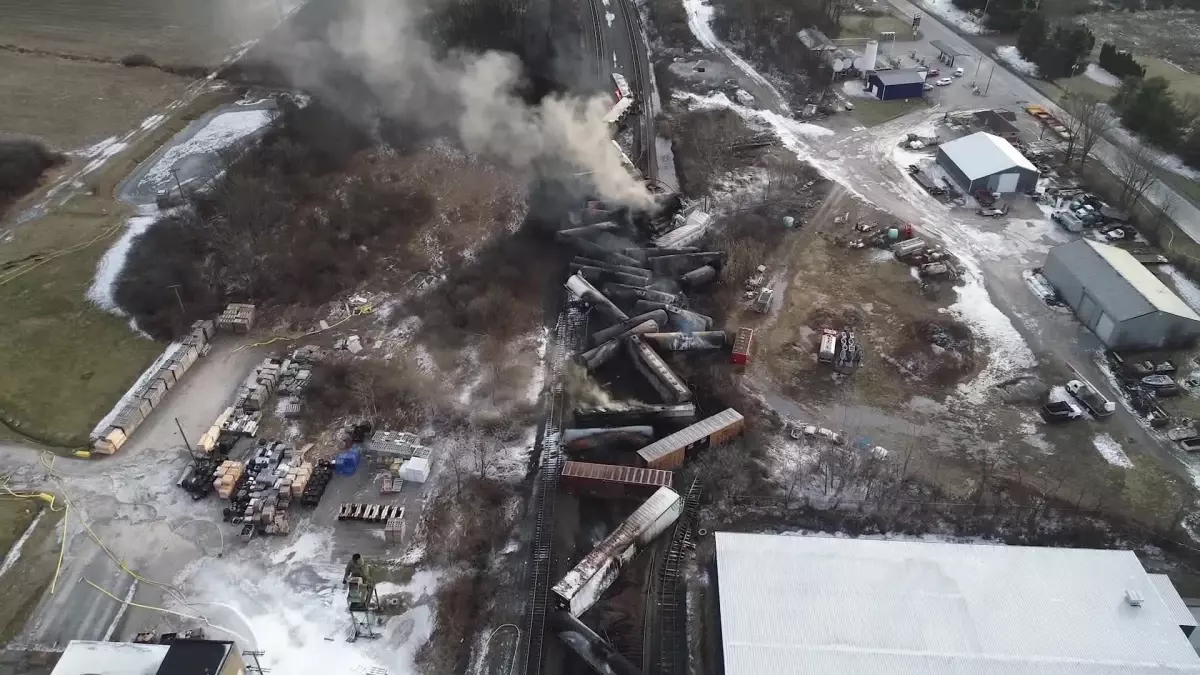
[892, 0, 1200, 242]
[0, 339, 265, 648]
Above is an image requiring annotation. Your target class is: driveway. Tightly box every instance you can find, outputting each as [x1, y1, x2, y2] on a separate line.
[891, 0, 1200, 240]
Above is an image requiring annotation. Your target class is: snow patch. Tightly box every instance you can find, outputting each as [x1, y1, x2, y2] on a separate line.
[1083, 63, 1121, 88]
[606, 11, 615, 27]
[1163, 266, 1200, 314]
[144, 109, 273, 187]
[1092, 433, 1134, 468]
[681, 0, 790, 111]
[843, 80, 877, 99]
[947, 269, 1036, 404]
[87, 205, 160, 314]
[921, 0, 992, 34]
[140, 114, 168, 131]
[994, 46, 1039, 77]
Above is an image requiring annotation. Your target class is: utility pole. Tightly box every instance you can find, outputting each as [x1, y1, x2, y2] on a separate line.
[176, 417, 198, 463]
[170, 168, 187, 202]
[984, 64, 996, 94]
[167, 284, 185, 314]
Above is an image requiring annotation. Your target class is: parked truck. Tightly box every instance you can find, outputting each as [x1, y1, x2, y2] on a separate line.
[1066, 378, 1116, 417]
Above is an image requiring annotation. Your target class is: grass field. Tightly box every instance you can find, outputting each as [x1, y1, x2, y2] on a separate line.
[850, 96, 930, 126]
[0, 91, 234, 447]
[0, 0, 288, 65]
[839, 13, 915, 40]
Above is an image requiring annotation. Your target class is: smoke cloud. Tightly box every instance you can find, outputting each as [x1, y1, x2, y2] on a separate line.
[273, 0, 654, 208]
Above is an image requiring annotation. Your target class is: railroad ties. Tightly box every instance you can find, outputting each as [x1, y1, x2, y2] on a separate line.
[656, 476, 703, 675]
[522, 306, 587, 675]
[336, 503, 403, 523]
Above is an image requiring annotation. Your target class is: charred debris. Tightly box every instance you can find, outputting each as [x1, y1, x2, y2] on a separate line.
[542, 194, 752, 673]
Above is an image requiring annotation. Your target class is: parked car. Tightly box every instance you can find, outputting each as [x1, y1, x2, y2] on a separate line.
[926, 68, 940, 78]
[954, 67, 965, 77]
[936, 77, 953, 86]
[978, 204, 1009, 218]
[973, 189, 996, 206]
[1066, 379, 1116, 417]
[923, 83, 934, 91]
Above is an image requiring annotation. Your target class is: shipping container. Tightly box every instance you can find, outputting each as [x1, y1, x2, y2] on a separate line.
[561, 461, 674, 499]
[732, 327, 754, 365]
[552, 487, 683, 616]
[637, 408, 744, 470]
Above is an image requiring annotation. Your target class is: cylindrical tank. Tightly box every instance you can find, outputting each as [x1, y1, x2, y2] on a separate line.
[640, 331, 728, 351]
[562, 426, 656, 452]
[603, 283, 679, 306]
[574, 266, 651, 289]
[570, 239, 642, 267]
[555, 221, 621, 241]
[579, 338, 622, 370]
[571, 257, 651, 277]
[646, 251, 726, 275]
[862, 39, 879, 72]
[565, 274, 629, 323]
[591, 311, 667, 345]
[680, 265, 718, 288]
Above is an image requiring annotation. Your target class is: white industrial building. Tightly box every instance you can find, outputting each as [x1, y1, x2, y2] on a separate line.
[716, 532, 1200, 675]
[935, 131, 1039, 194]
[1043, 239, 1200, 350]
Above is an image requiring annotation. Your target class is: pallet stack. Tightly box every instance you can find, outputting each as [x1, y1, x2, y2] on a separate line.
[217, 303, 256, 333]
[91, 319, 214, 455]
[286, 461, 313, 500]
[214, 460, 245, 499]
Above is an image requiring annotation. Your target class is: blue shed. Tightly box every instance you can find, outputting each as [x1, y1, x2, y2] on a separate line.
[867, 69, 926, 100]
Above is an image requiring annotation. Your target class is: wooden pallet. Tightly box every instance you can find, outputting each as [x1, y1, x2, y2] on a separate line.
[337, 503, 402, 522]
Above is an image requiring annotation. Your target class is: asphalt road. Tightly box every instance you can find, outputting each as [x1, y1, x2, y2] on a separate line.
[892, 0, 1200, 241]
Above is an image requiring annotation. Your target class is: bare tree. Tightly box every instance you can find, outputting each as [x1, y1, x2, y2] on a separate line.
[1115, 141, 1164, 210]
[1062, 90, 1115, 168]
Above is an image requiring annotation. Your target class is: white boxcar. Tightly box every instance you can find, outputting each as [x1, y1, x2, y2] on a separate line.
[552, 486, 683, 616]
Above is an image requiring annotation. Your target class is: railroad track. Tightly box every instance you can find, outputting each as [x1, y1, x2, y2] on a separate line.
[655, 476, 703, 675]
[583, 0, 607, 81]
[521, 305, 586, 675]
[618, 0, 657, 182]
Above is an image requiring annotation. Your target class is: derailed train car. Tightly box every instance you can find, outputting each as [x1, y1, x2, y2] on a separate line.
[636, 408, 744, 470]
[551, 486, 683, 616]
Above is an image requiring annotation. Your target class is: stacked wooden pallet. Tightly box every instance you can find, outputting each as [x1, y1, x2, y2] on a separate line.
[218, 303, 256, 333]
[213, 461, 245, 499]
[337, 503, 403, 522]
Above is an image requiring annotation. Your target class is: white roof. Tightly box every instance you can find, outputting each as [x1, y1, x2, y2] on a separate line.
[716, 533, 1200, 675]
[1151, 573, 1199, 631]
[1086, 239, 1200, 321]
[939, 131, 1037, 180]
[51, 641, 169, 675]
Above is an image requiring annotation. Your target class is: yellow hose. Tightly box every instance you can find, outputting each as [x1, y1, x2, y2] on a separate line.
[233, 304, 374, 353]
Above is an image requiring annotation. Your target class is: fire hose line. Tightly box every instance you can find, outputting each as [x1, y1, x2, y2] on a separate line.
[0, 220, 124, 287]
[32, 451, 242, 639]
[233, 303, 374, 353]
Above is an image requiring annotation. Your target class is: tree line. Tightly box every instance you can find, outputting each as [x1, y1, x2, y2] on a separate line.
[1015, 14, 1094, 79]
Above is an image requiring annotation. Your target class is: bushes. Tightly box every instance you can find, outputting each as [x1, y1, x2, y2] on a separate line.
[1098, 43, 1145, 79]
[114, 102, 434, 339]
[0, 139, 63, 206]
[119, 53, 157, 68]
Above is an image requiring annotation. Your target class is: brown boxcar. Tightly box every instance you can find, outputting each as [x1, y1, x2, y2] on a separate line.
[732, 327, 754, 365]
[561, 461, 674, 500]
[636, 408, 744, 469]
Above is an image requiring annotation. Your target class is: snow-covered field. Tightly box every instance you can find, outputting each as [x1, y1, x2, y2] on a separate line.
[680, 0, 790, 111]
[994, 46, 1039, 77]
[920, 0, 991, 34]
[948, 269, 1036, 404]
[1163, 266, 1200, 314]
[1083, 63, 1121, 88]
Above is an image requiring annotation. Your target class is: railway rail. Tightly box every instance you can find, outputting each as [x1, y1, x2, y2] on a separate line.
[618, 0, 657, 182]
[521, 306, 586, 675]
[655, 475, 702, 675]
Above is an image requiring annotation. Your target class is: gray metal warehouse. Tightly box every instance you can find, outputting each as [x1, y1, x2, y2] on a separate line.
[935, 131, 1039, 194]
[1042, 239, 1200, 350]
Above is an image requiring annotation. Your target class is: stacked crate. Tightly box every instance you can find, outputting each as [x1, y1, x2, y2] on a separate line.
[217, 303, 256, 333]
[214, 460, 245, 499]
[288, 461, 313, 499]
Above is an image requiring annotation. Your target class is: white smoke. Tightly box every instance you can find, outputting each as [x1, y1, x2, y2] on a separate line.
[283, 0, 654, 208]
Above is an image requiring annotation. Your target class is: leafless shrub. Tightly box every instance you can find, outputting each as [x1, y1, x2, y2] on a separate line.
[0, 139, 63, 208]
[304, 358, 439, 434]
[120, 53, 157, 68]
[417, 568, 498, 675]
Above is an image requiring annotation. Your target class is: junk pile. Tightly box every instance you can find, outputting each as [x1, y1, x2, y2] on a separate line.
[364, 430, 434, 491]
[222, 439, 318, 539]
[92, 319, 214, 455]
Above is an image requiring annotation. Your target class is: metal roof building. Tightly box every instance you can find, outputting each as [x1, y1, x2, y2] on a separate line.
[936, 131, 1039, 194]
[715, 533, 1200, 675]
[867, 69, 926, 101]
[1043, 239, 1200, 350]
